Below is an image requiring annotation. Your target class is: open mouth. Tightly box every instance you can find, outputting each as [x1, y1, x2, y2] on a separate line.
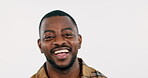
[51, 48, 71, 59]
[51, 47, 71, 54]
[54, 49, 69, 54]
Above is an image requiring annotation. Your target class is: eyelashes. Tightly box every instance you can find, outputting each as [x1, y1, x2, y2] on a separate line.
[44, 35, 55, 41]
[63, 33, 74, 38]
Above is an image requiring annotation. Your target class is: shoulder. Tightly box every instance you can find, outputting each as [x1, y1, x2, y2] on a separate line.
[82, 64, 107, 78]
[78, 58, 107, 78]
[30, 63, 48, 78]
[30, 74, 36, 78]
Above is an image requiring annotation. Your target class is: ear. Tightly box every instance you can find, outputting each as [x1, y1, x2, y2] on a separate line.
[78, 34, 82, 49]
[38, 39, 43, 53]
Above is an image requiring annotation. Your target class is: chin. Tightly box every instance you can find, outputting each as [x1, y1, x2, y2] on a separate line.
[47, 55, 77, 71]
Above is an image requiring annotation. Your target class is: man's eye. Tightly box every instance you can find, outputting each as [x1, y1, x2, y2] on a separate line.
[64, 34, 74, 38]
[44, 36, 54, 40]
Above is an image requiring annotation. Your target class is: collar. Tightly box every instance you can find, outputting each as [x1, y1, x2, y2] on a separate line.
[33, 58, 106, 78]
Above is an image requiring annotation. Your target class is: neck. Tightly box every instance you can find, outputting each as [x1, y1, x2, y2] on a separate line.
[46, 58, 80, 78]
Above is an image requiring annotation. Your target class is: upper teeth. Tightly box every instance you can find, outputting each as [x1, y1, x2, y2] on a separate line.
[54, 50, 69, 54]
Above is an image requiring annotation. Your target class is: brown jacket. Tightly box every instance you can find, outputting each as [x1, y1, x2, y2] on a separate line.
[31, 58, 107, 78]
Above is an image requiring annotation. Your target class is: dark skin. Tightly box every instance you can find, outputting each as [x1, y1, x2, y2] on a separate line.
[38, 16, 82, 78]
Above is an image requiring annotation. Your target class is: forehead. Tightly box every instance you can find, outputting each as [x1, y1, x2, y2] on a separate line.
[40, 16, 76, 31]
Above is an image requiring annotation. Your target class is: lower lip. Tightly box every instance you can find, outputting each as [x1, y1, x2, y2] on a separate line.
[55, 52, 69, 59]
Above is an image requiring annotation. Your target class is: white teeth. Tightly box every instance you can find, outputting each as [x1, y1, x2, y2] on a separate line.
[54, 50, 69, 54]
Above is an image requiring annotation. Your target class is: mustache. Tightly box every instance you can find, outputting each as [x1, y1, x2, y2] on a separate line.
[50, 45, 72, 53]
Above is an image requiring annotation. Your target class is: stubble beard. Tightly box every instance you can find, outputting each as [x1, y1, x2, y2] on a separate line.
[46, 55, 77, 71]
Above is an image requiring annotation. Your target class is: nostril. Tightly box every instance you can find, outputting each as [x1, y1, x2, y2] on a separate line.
[53, 41, 66, 46]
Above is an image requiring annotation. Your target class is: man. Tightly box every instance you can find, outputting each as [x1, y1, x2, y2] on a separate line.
[31, 10, 107, 78]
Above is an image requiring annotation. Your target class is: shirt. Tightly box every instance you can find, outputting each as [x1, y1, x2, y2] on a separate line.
[31, 58, 107, 78]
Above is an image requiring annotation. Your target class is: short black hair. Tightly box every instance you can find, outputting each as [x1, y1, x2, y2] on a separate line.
[39, 10, 79, 37]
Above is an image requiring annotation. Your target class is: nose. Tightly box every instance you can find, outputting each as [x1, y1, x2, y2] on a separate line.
[53, 37, 66, 46]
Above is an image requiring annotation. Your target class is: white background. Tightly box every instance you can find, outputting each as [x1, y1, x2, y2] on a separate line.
[0, 0, 148, 78]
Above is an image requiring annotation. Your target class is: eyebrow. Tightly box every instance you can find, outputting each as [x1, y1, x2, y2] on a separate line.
[43, 27, 73, 34]
[61, 28, 73, 32]
[44, 30, 54, 33]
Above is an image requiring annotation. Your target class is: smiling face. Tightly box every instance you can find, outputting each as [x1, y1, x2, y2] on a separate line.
[38, 16, 82, 70]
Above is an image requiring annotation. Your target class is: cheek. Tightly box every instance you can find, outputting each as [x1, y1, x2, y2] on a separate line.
[41, 42, 52, 52]
[70, 40, 79, 49]
[42, 43, 53, 58]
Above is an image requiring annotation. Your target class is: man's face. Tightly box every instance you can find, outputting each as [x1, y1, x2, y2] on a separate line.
[38, 16, 82, 70]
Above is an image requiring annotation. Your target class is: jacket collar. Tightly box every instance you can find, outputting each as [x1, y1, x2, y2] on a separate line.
[34, 58, 105, 78]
